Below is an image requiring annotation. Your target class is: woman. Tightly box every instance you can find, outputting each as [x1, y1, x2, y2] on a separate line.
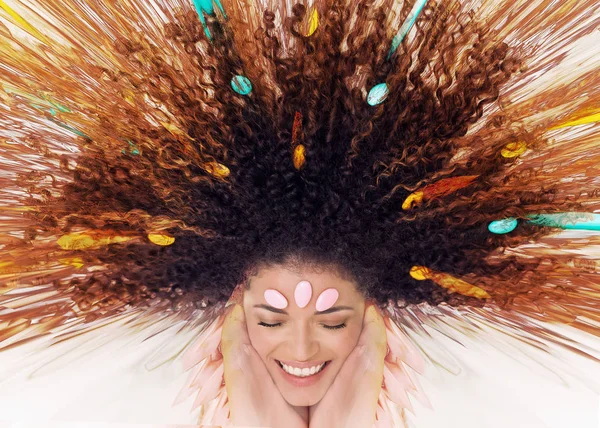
[176, 258, 425, 427]
[220, 261, 390, 428]
[0, 0, 599, 427]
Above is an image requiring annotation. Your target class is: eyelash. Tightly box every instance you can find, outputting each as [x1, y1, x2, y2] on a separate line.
[258, 322, 347, 330]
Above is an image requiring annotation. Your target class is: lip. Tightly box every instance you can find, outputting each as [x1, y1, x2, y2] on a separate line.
[275, 359, 331, 387]
[277, 360, 328, 369]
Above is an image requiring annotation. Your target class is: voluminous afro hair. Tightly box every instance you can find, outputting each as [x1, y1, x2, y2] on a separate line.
[1, 0, 600, 333]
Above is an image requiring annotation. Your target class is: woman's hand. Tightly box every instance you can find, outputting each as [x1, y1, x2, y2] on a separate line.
[308, 304, 387, 428]
[221, 304, 308, 428]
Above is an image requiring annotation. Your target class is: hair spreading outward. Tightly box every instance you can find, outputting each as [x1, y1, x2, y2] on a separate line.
[0, 0, 600, 384]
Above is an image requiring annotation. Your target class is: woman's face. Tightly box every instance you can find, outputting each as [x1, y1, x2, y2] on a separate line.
[242, 263, 366, 407]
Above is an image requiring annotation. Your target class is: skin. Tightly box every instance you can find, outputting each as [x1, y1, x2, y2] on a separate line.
[221, 303, 309, 428]
[242, 263, 366, 410]
[220, 262, 387, 427]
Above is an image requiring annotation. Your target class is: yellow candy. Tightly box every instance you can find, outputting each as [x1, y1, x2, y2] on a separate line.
[550, 110, 600, 130]
[58, 257, 85, 269]
[434, 274, 490, 299]
[293, 144, 306, 170]
[0, 0, 49, 43]
[207, 162, 230, 179]
[402, 191, 424, 210]
[160, 121, 186, 136]
[57, 232, 135, 250]
[501, 142, 527, 158]
[57, 233, 96, 250]
[409, 265, 490, 299]
[304, 8, 319, 37]
[148, 233, 175, 246]
[123, 89, 135, 105]
[409, 265, 432, 280]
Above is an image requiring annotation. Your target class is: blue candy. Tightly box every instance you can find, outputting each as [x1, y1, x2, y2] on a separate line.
[193, 0, 227, 41]
[231, 75, 252, 96]
[488, 218, 518, 234]
[367, 83, 389, 106]
[387, 0, 428, 59]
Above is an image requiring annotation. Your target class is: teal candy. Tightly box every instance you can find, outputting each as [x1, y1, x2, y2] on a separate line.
[193, 0, 227, 41]
[231, 75, 252, 95]
[124, 140, 139, 155]
[387, 0, 428, 59]
[367, 83, 389, 106]
[194, 0, 216, 15]
[488, 218, 518, 234]
[527, 213, 600, 231]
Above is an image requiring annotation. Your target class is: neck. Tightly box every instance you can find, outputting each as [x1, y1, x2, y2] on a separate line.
[293, 405, 309, 424]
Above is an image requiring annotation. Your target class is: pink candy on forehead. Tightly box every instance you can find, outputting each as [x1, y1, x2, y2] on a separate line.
[264, 289, 288, 309]
[315, 288, 339, 312]
[264, 281, 338, 311]
[294, 280, 312, 308]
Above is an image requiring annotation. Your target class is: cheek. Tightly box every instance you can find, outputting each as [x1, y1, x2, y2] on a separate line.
[331, 328, 361, 359]
[246, 322, 280, 358]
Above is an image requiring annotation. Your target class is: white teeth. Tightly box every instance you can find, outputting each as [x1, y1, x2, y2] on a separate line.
[280, 362, 326, 377]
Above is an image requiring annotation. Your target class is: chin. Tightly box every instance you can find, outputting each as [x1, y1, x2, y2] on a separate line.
[282, 390, 324, 407]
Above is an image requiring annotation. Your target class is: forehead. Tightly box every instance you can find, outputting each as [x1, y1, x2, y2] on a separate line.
[247, 265, 359, 297]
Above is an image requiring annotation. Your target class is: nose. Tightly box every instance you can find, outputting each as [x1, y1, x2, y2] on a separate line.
[289, 323, 319, 361]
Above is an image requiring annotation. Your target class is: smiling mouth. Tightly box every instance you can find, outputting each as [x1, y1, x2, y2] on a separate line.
[275, 360, 331, 377]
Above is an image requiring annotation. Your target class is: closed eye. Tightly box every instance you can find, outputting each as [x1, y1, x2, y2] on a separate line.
[258, 322, 347, 330]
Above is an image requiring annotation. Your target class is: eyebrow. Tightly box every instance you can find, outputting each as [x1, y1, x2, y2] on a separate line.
[253, 304, 355, 316]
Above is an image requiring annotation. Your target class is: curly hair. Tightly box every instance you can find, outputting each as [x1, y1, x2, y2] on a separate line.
[8, 0, 597, 326]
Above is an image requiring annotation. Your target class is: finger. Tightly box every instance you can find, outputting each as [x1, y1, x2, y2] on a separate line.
[222, 307, 250, 399]
[334, 345, 383, 428]
[355, 345, 384, 413]
[320, 345, 364, 400]
[327, 342, 376, 390]
[221, 306, 263, 385]
[220, 304, 250, 354]
[223, 342, 279, 427]
[358, 305, 387, 356]
[241, 342, 274, 382]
